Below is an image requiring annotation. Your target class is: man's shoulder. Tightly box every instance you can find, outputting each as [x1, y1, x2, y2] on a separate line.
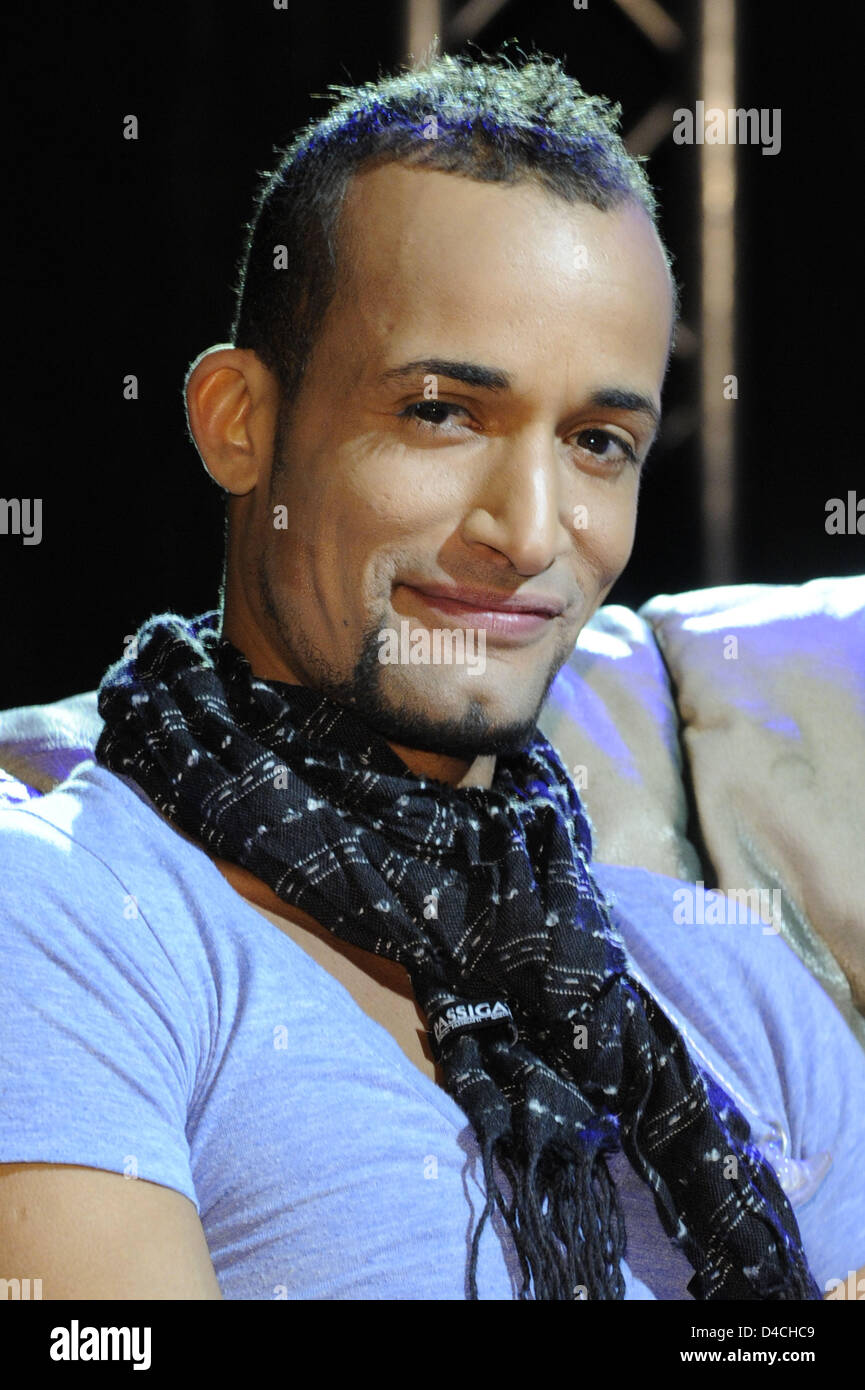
[0, 760, 158, 871]
[0, 760, 300, 1004]
[0, 761, 223, 1044]
[0, 760, 213, 944]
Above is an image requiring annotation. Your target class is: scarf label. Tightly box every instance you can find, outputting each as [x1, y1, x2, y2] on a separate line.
[429, 999, 516, 1055]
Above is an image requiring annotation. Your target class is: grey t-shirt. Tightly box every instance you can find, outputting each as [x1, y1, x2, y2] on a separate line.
[0, 760, 861, 1299]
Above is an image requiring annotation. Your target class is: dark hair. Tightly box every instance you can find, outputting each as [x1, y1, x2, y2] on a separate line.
[230, 45, 680, 410]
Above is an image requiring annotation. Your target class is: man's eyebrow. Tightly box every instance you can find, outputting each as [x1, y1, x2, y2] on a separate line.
[586, 387, 661, 431]
[376, 359, 661, 430]
[376, 358, 511, 392]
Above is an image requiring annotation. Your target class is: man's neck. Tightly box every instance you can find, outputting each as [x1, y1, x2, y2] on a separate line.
[386, 742, 496, 789]
[218, 609, 497, 790]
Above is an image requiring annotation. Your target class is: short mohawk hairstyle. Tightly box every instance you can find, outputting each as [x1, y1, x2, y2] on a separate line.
[231, 44, 678, 409]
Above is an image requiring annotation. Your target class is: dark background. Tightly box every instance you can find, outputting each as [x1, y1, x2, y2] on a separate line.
[3, 0, 862, 709]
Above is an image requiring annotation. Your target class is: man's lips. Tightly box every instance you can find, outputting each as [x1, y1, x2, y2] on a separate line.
[400, 582, 566, 641]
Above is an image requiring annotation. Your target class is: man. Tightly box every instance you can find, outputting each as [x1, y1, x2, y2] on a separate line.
[0, 49, 863, 1301]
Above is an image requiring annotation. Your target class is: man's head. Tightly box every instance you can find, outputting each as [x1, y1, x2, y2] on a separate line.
[185, 49, 678, 785]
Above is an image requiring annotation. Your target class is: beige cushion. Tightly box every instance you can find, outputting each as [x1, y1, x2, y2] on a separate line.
[641, 576, 865, 1019]
[539, 604, 703, 882]
[0, 689, 102, 793]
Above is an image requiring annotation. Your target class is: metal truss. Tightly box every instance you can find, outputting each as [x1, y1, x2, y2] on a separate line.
[404, 0, 738, 583]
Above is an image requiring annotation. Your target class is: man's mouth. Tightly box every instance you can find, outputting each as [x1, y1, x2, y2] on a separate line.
[399, 582, 565, 643]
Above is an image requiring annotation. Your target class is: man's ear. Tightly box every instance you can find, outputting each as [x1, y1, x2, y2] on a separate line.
[184, 344, 280, 495]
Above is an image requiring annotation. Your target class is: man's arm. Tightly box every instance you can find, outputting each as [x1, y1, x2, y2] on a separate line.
[0, 1162, 222, 1299]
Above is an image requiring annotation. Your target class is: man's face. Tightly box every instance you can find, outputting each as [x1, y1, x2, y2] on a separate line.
[232, 165, 673, 760]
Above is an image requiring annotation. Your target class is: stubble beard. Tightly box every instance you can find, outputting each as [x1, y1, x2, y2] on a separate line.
[256, 556, 569, 759]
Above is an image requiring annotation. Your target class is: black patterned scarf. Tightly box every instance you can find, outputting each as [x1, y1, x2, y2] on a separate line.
[95, 610, 821, 1301]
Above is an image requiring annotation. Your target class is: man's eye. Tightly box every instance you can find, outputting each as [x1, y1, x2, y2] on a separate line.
[573, 428, 637, 467]
[400, 400, 471, 432]
[399, 405, 638, 465]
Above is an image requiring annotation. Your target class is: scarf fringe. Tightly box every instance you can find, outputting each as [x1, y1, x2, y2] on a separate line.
[469, 1133, 627, 1300]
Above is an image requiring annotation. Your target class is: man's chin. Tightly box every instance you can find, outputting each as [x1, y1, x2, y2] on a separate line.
[269, 608, 559, 759]
[357, 695, 541, 760]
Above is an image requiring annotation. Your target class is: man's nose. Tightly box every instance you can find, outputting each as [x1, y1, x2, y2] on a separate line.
[459, 429, 573, 576]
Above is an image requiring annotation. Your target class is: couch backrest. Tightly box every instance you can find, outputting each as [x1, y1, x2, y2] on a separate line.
[2, 578, 864, 1041]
